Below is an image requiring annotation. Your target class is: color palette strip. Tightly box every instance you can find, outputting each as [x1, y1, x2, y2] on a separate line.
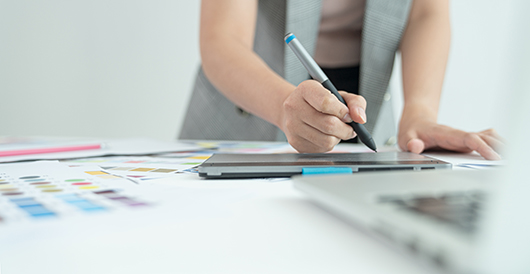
[94, 189, 148, 207]
[0, 161, 155, 225]
[10, 197, 56, 218]
[56, 194, 106, 212]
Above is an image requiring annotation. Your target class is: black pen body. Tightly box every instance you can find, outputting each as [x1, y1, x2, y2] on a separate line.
[321, 80, 378, 152]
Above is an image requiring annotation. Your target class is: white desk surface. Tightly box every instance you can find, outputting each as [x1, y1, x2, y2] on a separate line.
[0, 144, 491, 274]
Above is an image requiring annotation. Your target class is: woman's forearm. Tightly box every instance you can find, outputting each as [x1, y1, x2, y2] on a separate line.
[201, 37, 294, 128]
[400, 0, 451, 121]
[200, 0, 294, 128]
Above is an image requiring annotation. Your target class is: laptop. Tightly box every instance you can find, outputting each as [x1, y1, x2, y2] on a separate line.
[292, 10, 530, 274]
[198, 152, 451, 178]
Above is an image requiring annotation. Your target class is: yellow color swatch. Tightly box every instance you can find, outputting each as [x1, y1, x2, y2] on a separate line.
[36, 185, 56, 188]
[79, 186, 99, 190]
[0, 188, 18, 192]
[188, 156, 211, 160]
[42, 189, 62, 193]
[85, 171, 107, 175]
[130, 167, 156, 172]
[197, 142, 218, 148]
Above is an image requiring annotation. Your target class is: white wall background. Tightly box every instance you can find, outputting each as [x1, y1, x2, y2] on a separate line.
[0, 1, 521, 141]
[0, 1, 201, 141]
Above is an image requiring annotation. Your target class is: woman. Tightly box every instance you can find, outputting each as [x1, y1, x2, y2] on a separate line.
[180, 0, 502, 160]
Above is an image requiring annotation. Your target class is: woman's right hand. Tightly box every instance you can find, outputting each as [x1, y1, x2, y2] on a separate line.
[280, 80, 368, 153]
[200, 0, 367, 151]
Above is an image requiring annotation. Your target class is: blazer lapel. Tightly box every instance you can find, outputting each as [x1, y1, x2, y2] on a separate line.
[360, 0, 412, 133]
[283, 0, 322, 85]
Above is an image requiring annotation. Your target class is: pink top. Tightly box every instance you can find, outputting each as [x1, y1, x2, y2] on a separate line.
[314, 0, 366, 68]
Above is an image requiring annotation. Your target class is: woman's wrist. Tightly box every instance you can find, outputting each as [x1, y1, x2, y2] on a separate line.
[273, 84, 297, 131]
[401, 102, 438, 125]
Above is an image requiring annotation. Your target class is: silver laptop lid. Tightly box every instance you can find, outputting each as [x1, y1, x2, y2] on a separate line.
[291, 1, 530, 272]
[472, 2, 530, 272]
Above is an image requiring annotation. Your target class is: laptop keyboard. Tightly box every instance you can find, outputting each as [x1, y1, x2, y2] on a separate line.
[378, 191, 485, 234]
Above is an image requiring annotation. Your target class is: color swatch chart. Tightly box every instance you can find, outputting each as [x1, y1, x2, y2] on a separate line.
[63, 153, 214, 182]
[0, 161, 149, 224]
[63, 144, 293, 183]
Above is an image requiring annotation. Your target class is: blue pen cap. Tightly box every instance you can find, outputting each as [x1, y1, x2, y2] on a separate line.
[284, 33, 296, 44]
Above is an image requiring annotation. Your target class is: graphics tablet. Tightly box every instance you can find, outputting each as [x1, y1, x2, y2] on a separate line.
[198, 152, 451, 179]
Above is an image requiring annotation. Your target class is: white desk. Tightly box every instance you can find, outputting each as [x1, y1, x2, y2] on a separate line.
[0, 143, 487, 274]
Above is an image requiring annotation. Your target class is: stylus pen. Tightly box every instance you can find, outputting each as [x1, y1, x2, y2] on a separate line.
[284, 32, 377, 152]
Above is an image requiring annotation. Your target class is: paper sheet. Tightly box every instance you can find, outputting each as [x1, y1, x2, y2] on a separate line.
[63, 154, 214, 183]
[0, 161, 155, 225]
[0, 137, 201, 163]
[423, 151, 503, 169]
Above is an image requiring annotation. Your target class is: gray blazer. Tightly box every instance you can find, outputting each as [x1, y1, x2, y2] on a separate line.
[179, 0, 412, 147]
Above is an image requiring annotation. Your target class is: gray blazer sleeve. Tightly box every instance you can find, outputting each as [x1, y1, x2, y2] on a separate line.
[179, 0, 321, 141]
[178, 67, 280, 141]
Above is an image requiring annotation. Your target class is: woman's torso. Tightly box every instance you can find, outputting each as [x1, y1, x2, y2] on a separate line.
[314, 0, 366, 68]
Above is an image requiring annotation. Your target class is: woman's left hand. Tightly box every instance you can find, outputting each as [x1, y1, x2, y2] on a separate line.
[398, 117, 504, 160]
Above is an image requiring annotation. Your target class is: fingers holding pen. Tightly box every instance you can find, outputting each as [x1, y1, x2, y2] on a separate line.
[297, 81, 356, 139]
[340, 91, 367, 124]
[284, 34, 376, 152]
[281, 80, 358, 152]
[299, 81, 351, 121]
[288, 123, 343, 153]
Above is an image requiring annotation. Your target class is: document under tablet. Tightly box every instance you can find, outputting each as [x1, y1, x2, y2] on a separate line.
[198, 152, 451, 179]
